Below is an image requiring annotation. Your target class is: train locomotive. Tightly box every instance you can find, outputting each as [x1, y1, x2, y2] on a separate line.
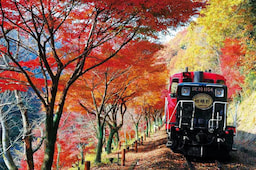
[165, 69, 236, 158]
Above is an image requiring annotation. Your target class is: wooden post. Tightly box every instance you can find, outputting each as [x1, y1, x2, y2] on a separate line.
[85, 161, 90, 170]
[135, 140, 138, 153]
[144, 134, 146, 141]
[141, 136, 143, 145]
[121, 149, 126, 166]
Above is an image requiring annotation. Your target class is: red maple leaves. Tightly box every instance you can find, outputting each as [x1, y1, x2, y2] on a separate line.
[220, 38, 245, 97]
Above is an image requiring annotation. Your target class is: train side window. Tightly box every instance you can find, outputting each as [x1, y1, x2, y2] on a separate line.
[217, 80, 225, 85]
[170, 79, 179, 98]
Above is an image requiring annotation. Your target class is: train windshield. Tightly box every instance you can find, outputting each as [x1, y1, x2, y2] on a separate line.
[217, 80, 225, 85]
[170, 79, 179, 97]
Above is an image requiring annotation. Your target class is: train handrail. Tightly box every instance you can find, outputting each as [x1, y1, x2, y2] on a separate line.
[178, 100, 195, 129]
[166, 100, 195, 131]
[208, 101, 228, 131]
[166, 100, 179, 132]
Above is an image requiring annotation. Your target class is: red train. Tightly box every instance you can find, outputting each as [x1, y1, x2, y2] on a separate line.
[165, 68, 236, 158]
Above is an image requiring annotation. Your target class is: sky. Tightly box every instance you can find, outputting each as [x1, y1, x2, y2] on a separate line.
[158, 27, 186, 44]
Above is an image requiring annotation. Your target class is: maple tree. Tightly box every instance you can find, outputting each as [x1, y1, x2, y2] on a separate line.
[67, 39, 166, 162]
[220, 38, 245, 97]
[76, 67, 134, 162]
[120, 42, 167, 138]
[0, 0, 204, 168]
[152, 106, 164, 128]
[127, 62, 167, 138]
[128, 111, 143, 140]
[70, 56, 142, 161]
[143, 106, 153, 137]
[104, 79, 133, 155]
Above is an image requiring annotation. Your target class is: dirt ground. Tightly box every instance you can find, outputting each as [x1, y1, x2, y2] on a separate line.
[91, 127, 256, 170]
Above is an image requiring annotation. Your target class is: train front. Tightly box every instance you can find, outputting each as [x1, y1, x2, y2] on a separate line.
[167, 78, 235, 158]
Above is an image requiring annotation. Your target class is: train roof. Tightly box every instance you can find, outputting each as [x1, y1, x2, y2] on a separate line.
[170, 71, 226, 84]
[178, 82, 227, 87]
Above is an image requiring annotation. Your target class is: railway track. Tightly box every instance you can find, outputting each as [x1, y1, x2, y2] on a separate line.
[185, 156, 225, 170]
[215, 160, 223, 169]
[185, 157, 195, 170]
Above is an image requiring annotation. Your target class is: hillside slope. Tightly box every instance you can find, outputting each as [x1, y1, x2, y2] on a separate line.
[229, 92, 256, 157]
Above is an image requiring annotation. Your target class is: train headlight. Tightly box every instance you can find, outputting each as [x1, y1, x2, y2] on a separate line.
[181, 87, 190, 96]
[215, 88, 224, 97]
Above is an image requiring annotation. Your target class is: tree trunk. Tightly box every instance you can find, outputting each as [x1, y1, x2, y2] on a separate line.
[106, 128, 115, 154]
[148, 119, 151, 133]
[41, 115, 58, 170]
[114, 131, 119, 147]
[81, 145, 85, 166]
[159, 117, 162, 126]
[145, 118, 149, 137]
[14, 90, 34, 170]
[135, 124, 139, 140]
[0, 110, 18, 170]
[95, 124, 104, 163]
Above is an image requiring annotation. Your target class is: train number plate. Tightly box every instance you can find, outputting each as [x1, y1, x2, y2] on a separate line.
[193, 93, 213, 110]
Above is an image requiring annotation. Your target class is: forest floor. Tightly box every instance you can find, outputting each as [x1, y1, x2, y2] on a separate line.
[91, 127, 256, 170]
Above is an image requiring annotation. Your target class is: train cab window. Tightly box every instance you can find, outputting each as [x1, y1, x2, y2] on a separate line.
[217, 80, 225, 85]
[183, 78, 192, 82]
[170, 79, 179, 97]
[204, 79, 214, 83]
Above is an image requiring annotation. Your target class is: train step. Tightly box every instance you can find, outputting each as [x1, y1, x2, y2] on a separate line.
[166, 141, 173, 147]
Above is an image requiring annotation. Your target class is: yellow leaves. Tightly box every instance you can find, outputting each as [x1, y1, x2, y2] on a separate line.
[197, 0, 245, 47]
[163, 1, 252, 74]
[165, 26, 220, 73]
[229, 91, 256, 133]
